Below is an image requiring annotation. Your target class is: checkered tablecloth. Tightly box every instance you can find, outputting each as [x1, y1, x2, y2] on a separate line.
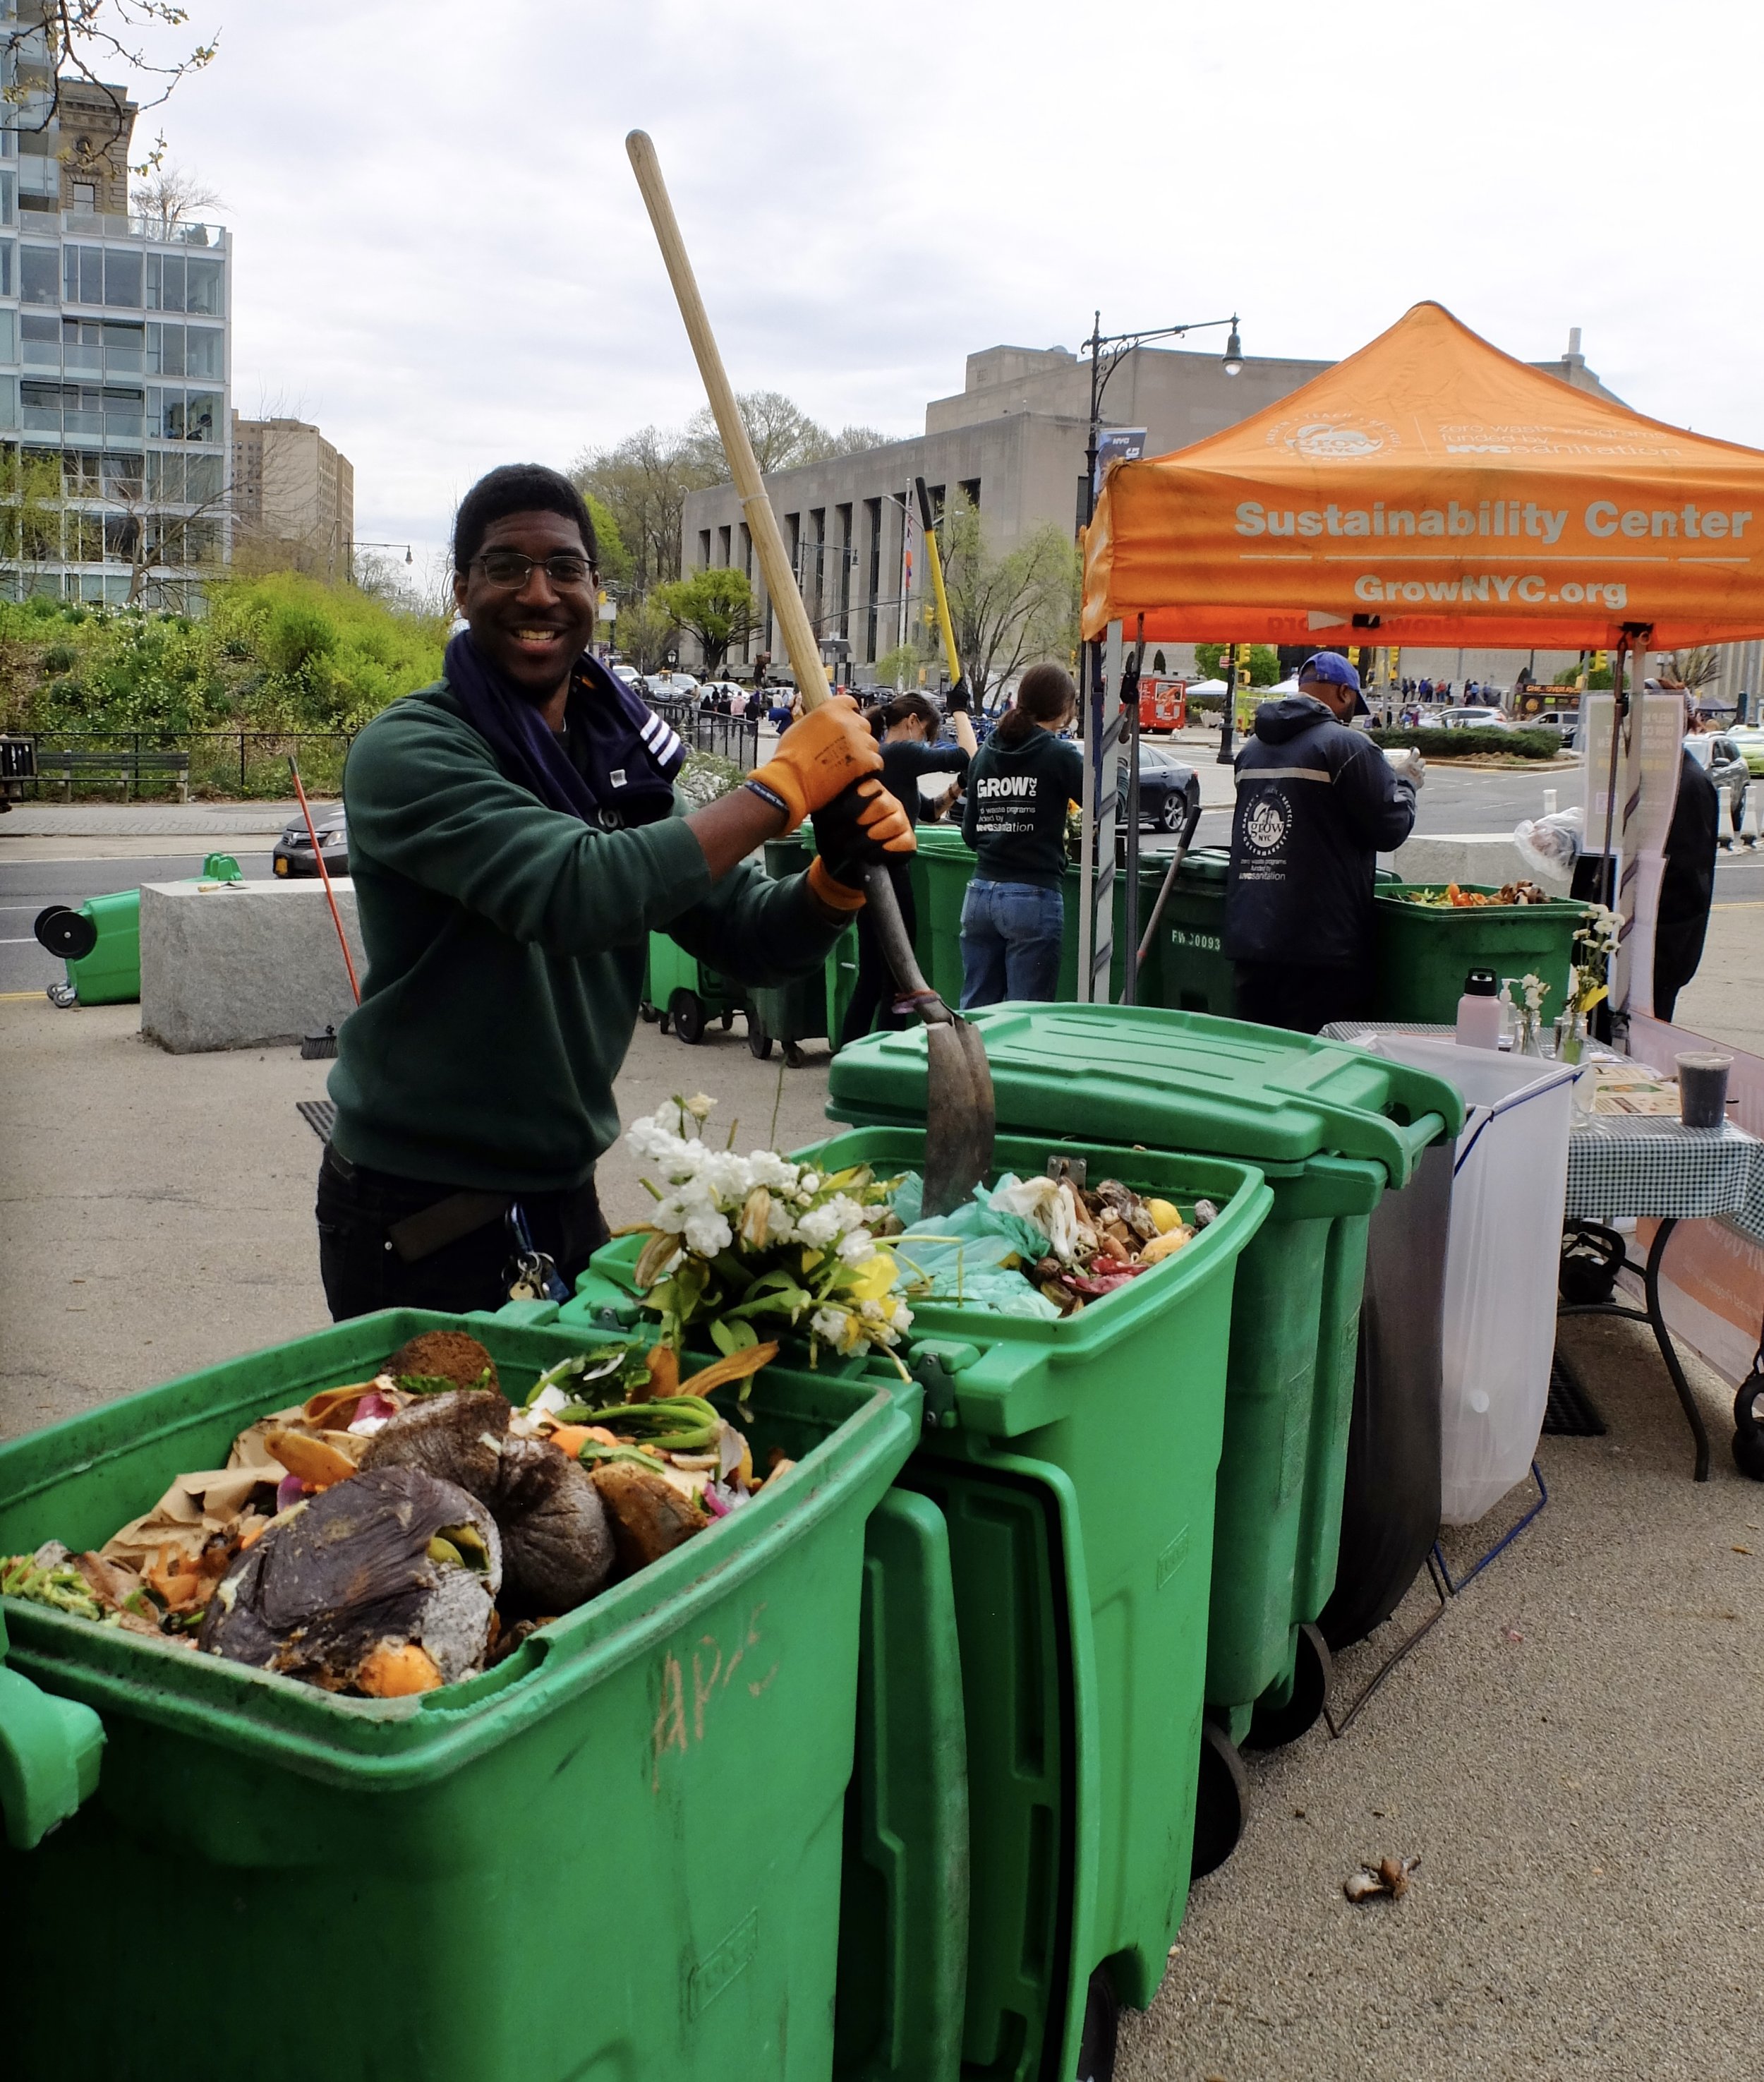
[1564, 1117, 1764, 1238]
[1322, 1021, 1764, 1244]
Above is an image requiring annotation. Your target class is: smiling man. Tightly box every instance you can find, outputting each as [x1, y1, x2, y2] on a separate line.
[317, 463, 909, 1318]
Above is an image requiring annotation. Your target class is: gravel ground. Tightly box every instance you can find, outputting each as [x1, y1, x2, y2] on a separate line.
[4, 997, 1760, 2080]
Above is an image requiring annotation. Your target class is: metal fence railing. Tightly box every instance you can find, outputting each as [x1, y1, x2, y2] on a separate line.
[4, 703, 763, 806]
[650, 699, 761, 769]
[1, 730, 356, 802]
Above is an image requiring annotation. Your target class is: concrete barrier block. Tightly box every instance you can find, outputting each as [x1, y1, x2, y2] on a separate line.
[140, 878, 365, 1053]
[1382, 831, 1571, 894]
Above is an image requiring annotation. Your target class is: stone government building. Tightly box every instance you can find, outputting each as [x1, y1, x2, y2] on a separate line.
[679, 328, 1684, 697]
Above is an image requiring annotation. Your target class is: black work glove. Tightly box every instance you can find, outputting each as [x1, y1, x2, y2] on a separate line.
[810, 776, 917, 891]
[946, 680, 972, 714]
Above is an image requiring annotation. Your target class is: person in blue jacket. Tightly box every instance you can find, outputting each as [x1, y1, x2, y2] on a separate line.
[1224, 651, 1420, 1033]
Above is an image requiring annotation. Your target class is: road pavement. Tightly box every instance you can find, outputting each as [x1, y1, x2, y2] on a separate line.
[0, 850, 274, 995]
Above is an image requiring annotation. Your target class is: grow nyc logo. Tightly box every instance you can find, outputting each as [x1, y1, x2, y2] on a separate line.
[1266, 413, 1399, 459]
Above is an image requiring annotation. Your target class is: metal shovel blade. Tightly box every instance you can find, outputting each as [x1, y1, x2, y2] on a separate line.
[922, 1017, 996, 1217]
[863, 861, 996, 1217]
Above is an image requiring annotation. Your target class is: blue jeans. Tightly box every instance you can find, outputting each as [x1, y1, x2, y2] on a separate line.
[960, 878, 1065, 1008]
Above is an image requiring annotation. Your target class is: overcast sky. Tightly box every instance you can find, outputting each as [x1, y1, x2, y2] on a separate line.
[144, 0, 1764, 573]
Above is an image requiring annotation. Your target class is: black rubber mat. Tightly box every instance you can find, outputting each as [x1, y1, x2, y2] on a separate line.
[296, 1098, 336, 1144]
[1542, 1349, 1607, 1436]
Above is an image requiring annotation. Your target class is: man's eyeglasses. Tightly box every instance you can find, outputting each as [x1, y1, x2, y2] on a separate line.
[471, 550, 596, 590]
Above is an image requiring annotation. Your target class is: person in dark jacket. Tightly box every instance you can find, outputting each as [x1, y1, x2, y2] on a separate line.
[1655, 702, 1722, 1021]
[839, 689, 977, 1045]
[1225, 651, 1420, 1033]
[960, 663, 1083, 1006]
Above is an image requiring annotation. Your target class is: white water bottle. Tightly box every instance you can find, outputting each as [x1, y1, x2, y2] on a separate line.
[1456, 968, 1502, 1049]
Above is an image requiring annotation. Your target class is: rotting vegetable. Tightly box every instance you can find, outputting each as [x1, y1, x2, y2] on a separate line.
[3, 1327, 780, 1699]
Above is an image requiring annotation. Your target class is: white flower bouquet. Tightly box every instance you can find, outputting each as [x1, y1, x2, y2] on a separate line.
[622, 1096, 914, 1366]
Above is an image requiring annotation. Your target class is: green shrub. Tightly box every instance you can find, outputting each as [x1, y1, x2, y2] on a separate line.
[262, 601, 337, 675]
[1370, 725, 1565, 760]
[0, 573, 449, 745]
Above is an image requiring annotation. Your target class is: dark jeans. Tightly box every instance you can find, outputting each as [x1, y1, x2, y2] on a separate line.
[315, 1145, 609, 1323]
[839, 862, 919, 1046]
[1233, 960, 1374, 1035]
[960, 878, 1065, 1008]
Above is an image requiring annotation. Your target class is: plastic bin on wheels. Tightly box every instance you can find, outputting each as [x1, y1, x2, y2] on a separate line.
[567, 1126, 1272, 2082]
[829, 1004, 1463, 1875]
[646, 928, 744, 1044]
[1374, 884, 1588, 1023]
[0, 1307, 918, 2082]
[32, 853, 243, 1008]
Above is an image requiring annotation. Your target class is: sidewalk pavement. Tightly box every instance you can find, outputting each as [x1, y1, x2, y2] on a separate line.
[2, 994, 1761, 2078]
[1, 801, 305, 837]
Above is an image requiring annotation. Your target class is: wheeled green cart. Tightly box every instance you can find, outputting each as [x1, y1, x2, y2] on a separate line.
[565, 1126, 1274, 2081]
[0, 1308, 917, 2082]
[34, 853, 243, 1008]
[829, 1004, 1463, 1879]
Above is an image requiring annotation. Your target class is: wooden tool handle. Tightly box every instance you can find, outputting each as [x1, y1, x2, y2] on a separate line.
[626, 130, 828, 713]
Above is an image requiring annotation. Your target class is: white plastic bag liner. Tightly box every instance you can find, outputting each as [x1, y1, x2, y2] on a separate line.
[1360, 1033, 1577, 1524]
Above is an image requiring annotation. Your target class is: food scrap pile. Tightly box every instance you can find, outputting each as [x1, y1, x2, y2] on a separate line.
[2, 1329, 784, 1699]
[1398, 880, 1549, 908]
[893, 1169, 1214, 1319]
[998, 1173, 1212, 1314]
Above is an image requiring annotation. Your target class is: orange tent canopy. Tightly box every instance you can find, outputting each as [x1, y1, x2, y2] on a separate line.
[1082, 301, 1764, 649]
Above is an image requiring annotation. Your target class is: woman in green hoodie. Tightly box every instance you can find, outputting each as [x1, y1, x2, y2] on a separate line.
[959, 663, 1082, 1006]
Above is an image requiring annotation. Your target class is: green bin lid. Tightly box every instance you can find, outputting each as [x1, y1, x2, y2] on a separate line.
[828, 1004, 1466, 1186]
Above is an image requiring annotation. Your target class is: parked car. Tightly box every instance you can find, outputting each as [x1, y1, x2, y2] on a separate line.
[1436, 706, 1509, 730]
[609, 663, 645, 692]
[646, 670, 699, 698]
[1530, 707, 1577, 747]
[1135, 742, 1202, 835]
[1724, 723, 1764, 775]
[273, 804, 348, 877]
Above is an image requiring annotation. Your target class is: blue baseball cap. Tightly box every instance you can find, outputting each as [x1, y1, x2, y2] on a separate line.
[1298, 651, 1360, 690]
[1298, 651, 1370, 716]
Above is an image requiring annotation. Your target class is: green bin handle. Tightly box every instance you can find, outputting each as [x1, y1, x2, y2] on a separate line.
[1391, 1110, 1454, 1176]
[0, 1611, 104, 1850]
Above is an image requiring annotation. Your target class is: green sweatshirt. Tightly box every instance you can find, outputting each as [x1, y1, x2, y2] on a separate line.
[327, 678, 840, 1192]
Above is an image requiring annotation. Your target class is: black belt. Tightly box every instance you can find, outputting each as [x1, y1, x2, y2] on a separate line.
[323, 1145, 512, 1265]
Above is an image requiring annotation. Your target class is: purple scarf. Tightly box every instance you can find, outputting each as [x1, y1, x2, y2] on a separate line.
[443, 630, 684, 826]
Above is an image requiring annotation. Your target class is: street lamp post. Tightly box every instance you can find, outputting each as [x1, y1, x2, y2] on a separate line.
[350, 539, 413, 586]
[1077, 311, 1241, 999]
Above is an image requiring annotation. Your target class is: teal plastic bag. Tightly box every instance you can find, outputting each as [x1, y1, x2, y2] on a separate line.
[888, 1174, 1061, 1319]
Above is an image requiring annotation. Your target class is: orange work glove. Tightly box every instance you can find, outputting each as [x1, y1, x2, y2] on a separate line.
[746, 694, 882, 831]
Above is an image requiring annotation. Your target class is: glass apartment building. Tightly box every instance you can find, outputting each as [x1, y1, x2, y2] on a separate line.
[0, 10, 231, 603]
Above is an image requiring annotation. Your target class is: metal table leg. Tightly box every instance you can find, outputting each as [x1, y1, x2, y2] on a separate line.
[1558, 1217, 1710, 1481]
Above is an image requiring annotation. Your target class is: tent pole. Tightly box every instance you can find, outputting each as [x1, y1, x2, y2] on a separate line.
[1612, 630, 1654, 1025]
[1120, 613, 1144, 1005]
[1077, 637, 1096, 1001]
[1597, 636, 1626, 903]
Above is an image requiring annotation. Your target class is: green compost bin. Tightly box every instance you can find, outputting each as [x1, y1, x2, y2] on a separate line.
[828, 1006, 1463, 1848]
[1139, 847, 1402, 1020]
[565, 1126, 1273, 2081]
[35, 853, 242, 1007]
[0, 1307, 918, 2082]
[646, 927, 745, 1042]
[1374, 884, 1588, 1023]
[907, 825, 1180, 1011]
